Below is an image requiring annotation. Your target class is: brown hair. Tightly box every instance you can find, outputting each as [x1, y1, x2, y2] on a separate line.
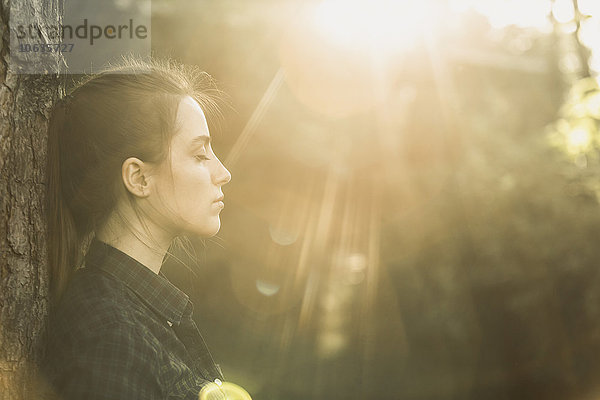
[46, 57, 222, 303]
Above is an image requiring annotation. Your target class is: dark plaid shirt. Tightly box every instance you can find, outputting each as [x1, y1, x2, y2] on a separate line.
[43, 239, 224, 400]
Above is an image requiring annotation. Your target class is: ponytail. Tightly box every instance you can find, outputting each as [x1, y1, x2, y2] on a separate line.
[46, 97, 82, 305]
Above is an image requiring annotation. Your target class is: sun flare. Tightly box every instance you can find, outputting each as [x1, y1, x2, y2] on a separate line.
[312, 0, 435, 53]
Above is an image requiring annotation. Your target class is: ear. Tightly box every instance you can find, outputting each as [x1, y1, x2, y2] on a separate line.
[121, 157, 151, 198]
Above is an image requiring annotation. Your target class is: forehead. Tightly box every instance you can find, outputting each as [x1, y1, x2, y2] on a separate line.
[173, 96, 210, 144]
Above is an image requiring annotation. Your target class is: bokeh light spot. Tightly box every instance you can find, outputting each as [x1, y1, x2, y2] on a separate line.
[568, 127, 591, 152]
[552, 0, 575, 24]
[268, 225, 298, 246]
[256, 279, 280, 296]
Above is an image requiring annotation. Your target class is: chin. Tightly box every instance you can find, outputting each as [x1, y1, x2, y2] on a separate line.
[189, 218, 221, 238]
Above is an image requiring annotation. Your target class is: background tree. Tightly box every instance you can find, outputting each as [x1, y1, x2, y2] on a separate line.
[0, 1, 62, 399]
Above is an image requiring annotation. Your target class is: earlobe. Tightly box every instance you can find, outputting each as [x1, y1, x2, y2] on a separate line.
[122, 157, 150, 198]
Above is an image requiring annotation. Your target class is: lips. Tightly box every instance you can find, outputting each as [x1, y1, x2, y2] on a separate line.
[213, 195, 225, 208]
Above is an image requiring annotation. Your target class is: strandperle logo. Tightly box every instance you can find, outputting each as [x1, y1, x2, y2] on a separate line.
[15, 19, 148, 45]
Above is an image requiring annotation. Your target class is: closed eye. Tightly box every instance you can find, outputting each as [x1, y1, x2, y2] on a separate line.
[195, 154, 211, 161]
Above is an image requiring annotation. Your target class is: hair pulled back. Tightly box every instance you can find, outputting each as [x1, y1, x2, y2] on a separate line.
[46, 57, 221, 303]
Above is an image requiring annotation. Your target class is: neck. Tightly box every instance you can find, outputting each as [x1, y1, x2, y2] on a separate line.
[96, 212, 174, 274]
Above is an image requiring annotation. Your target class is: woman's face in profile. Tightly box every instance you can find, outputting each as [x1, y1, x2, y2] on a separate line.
[149, 96, 231, 237]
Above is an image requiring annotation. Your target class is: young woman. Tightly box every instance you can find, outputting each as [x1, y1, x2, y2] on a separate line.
[42, 58, 232, 400]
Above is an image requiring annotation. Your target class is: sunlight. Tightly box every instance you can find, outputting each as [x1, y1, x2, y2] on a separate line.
[312, 0, 435, 52]
[579, 0, 600, 16]
[225, 68, 285, 168]
[447, 0, 551, 30]
[579, 17, 600, 58]
[308, 0, 558, 55]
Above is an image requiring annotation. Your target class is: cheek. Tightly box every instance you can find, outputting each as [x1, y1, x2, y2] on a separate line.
[171, 165, 213, 208]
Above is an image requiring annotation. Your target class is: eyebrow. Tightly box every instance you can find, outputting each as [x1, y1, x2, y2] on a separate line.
[191, 135, 211, 146]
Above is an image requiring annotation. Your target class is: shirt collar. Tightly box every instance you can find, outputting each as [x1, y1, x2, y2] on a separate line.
[84, 238, 191, 326]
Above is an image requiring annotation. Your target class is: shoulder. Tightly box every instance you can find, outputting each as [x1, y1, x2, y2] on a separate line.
[51, 266, 138, 337]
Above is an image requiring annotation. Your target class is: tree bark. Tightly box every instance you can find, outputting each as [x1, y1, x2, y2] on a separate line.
[0, 0, 62, 398]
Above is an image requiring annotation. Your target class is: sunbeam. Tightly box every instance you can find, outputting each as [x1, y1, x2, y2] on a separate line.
[225, 68, 286, 168]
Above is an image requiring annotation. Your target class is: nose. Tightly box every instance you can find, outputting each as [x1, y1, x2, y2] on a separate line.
[214, 159, 232, 186]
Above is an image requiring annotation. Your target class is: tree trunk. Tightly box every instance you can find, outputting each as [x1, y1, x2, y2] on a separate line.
[0, 0, 62, 398]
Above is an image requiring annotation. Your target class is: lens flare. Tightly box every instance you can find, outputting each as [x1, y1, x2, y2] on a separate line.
[256, 279, 280, 296]
[198, 381, 252, 400]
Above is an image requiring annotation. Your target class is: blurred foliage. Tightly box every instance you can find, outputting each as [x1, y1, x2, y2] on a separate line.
[549, 77, 600, 174]
[150, 1, 600, 399]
